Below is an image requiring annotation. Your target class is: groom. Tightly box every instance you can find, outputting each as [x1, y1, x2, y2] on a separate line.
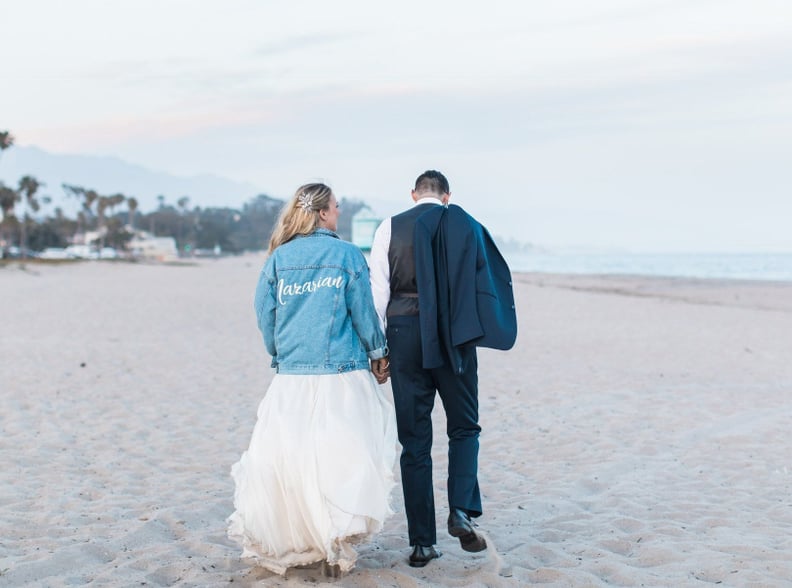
[369, 170, 516, 567]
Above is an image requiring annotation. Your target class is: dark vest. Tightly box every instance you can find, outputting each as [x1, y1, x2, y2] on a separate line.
[387, 205, 434, 318]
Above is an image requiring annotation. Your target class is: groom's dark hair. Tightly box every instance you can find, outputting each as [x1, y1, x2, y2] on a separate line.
[414, 170, 450, 195]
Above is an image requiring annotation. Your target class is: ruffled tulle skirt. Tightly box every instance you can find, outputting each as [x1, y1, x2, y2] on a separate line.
[227, 370, 398, 574]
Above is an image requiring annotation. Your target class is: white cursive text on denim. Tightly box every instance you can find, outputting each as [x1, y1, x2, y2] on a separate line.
[277, 275, 344, 305]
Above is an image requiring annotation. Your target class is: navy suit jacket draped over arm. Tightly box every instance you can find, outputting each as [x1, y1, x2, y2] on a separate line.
[414, 204, 517, 373]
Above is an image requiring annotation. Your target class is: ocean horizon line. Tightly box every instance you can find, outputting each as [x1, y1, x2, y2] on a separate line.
[503, 250, 792, 283]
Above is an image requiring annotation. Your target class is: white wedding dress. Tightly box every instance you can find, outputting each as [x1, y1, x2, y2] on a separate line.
[228, 370, 398, 574]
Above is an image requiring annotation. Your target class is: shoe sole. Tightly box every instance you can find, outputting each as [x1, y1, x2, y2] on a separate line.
[449, 525, 487, 553]
[448, 523, 470, 538]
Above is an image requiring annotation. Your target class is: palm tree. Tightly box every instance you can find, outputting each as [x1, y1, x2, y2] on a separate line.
[0, 183, 19, 253]
[126, 197, 138, 229]
[104, 193, 126, 252]
[0, 139, 12, 252]
[62, 183, 84, 201]
[0, 183, 18, 220]
[17, 175, 44, 260]
[83, 189, 98, 217]
[62, 184, 83, 209]
[105, 193, 125, 223]
[96, 195, 110, 250]
[177, 196, 191, 251]
[62, 183, 87, 238]
[0, 131, 13, 165]
[150, 194, 166, 233]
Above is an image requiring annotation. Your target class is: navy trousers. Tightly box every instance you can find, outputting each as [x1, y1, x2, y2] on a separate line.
[387, 314, 482, 547]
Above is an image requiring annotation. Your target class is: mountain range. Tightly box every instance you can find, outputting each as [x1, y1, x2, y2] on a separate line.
[0, 145, 263, 213]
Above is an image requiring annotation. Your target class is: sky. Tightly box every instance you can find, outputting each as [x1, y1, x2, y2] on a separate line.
[2, 0, 792, 252]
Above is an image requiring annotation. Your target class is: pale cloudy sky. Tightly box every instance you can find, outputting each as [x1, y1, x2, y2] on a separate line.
[2, 0, 791, 252]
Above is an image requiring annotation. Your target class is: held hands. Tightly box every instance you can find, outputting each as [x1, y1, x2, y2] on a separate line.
[370, 357, 390, 384]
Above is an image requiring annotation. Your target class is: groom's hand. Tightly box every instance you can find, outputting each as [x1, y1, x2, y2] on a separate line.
[371, 357, 390, 384]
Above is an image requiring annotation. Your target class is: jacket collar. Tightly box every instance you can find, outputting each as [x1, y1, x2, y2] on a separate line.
[308, 227, 340, 239]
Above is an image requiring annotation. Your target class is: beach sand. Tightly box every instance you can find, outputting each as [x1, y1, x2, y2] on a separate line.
[2, 257, 791, 587]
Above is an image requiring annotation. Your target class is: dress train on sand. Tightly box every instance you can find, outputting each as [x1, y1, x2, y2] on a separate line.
[228, 370, 397, 574]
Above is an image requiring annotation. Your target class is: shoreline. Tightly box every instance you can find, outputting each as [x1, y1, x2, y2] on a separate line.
[5, 253, 792, 286]
[518, 269, 792, 286]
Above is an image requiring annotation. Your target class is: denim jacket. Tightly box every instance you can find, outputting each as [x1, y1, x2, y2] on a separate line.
[254, 228, 388, 374]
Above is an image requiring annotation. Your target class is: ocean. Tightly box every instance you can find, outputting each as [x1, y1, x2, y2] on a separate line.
[503, 251, 792, 283]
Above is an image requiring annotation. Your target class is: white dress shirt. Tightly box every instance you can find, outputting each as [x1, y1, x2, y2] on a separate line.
[369, 198, 444, 332]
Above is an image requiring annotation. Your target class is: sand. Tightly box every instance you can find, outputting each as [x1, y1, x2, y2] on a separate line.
[2, 257, 791, 587]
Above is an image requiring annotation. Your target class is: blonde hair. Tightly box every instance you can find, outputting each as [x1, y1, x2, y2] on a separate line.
[268, 183, 333, 253]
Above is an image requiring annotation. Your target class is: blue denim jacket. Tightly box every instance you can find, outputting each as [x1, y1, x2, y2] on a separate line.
[254, 228, 388, 374]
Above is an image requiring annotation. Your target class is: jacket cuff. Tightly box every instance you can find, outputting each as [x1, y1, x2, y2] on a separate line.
[367, 345, 389, 360]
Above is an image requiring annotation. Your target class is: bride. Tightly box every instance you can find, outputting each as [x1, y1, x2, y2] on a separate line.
[227, 182, 397, 575]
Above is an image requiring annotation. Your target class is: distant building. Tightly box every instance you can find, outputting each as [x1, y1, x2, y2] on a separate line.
[72, 228, 106, 246]
[128, 230, 178, 261]
[351, 206, 382, 251]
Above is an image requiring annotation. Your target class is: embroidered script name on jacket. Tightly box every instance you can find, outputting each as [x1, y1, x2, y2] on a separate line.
[277, 276, 344, 305]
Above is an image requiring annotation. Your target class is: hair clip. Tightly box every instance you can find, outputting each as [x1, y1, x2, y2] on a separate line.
[297, 191, 314, 211]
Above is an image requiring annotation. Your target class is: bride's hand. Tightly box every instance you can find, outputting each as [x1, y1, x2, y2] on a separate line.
[370, 357, 390, 384]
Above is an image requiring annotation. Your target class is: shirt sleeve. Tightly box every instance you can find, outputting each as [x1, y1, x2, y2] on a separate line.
[368, 218, 391, 332]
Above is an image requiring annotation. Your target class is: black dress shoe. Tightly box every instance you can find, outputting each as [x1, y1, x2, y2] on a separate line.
[447, 508, 487, 552]
[408, 545, 442, 567]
